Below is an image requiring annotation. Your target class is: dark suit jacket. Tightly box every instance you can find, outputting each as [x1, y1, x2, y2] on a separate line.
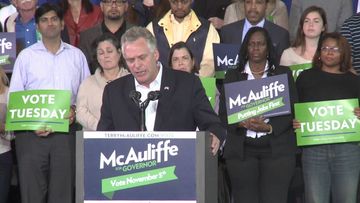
[192, 0, 231, 19]
[78, 22, 134, 74]
[219, 66, 298, 160]
[220, 19, 290, 64]
[97, 67, 226, 142]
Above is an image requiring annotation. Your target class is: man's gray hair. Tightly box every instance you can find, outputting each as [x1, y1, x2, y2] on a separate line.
[121, 26, 157, 53]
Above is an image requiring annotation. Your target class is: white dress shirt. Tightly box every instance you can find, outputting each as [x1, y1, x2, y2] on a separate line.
[242, 18, 265, 42]
[134, 63, 163, 131]
[243, 61, 270, 138]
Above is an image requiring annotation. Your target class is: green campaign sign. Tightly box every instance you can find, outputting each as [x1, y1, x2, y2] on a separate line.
[295, 99, 360, 146]
[200, 77, 216, 108]
[101, 166, 177, 199]
[6, 90, 71, 132]
[289, 63, 311, 81]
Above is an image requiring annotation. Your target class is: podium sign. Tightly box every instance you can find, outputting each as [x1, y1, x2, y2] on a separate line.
[76, 131, 217, 203]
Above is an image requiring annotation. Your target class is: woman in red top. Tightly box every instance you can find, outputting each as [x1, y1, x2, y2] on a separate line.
[61, 0, 103, 46]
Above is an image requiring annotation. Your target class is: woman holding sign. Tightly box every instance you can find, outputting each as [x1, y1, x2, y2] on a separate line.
[280, 6, 327, 80]
[219, 27, 298, 203]
[76, 33, 129, 131]
[294, 32, 360, 203]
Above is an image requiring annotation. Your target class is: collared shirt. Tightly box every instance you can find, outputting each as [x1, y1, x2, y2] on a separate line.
[9, 41, 90, 104]
[243, 61, 269, 138]
[101, 21, 127, 41]
[134, 63, 163, 131]
[15, 16, 38, 50]
[64, 5, 103, 46]
[170, 12, 192, 46]
[0, 4, 16, 29]
[242, 18, 265, 42]
[147, 10, 220, 77]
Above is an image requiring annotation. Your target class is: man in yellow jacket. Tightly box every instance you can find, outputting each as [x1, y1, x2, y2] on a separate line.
[146, 0, 219, 77]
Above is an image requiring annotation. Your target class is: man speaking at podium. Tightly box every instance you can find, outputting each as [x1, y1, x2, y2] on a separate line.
[97, 27, 225, 155]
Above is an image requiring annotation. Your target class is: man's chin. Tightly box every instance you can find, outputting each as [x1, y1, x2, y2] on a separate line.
[108, 15, 122, 21]
[173, 12, 187, 19]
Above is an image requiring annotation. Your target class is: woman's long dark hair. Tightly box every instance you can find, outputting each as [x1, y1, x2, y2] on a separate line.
[60, 0, 94, 14]
[312, 32, 352, 73]
[168, 41, 199, 74]
[292, 6, 327, 53]
[237, 27, 278, 74]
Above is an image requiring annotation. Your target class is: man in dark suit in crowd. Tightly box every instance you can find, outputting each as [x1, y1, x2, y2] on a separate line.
[192, 0, 231, 29]
[220, 0, 289, 63]
[79, 0, 134, 74]
[97, 26, 224, 155]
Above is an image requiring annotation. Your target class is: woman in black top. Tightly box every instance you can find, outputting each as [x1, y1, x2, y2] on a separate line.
[219, 27, 298, 203]
[295, 32, 360, 203]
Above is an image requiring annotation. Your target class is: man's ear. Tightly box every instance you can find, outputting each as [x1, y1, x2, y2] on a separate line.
[61, 20, 65, 30]
[154, 48, 160, 61]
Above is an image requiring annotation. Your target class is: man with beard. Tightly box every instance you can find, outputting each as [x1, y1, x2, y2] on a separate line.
[220, 0, 289, 64]
[79, 0, 134, 74]
[146, 0, 219, 77]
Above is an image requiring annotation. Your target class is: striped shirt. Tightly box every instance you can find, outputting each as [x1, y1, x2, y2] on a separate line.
[341, 14, 360, 74]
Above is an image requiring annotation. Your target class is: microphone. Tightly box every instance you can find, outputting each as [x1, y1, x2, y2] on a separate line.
[129, 90, 141, 107]
[147, 90, 161, 101]
[139, 90, 161, 132]
[141, 91, 161, 109]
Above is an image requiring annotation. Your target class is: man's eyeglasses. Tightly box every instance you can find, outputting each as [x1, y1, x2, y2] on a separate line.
[102, 0, 127, 6]
[320, 46, 341, 53]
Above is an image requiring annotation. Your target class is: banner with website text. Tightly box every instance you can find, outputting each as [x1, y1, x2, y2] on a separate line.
[6, 90, 71, 132]
[224, 74, 291, 124]
[83, 131, 197, 203]
[295, 99, 360, 146]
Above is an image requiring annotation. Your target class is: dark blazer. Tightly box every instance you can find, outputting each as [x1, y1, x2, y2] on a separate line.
[78, 23, 102, 70]
[97, 67, 226, 142]
[219, 66, 298, 160]
[220, 19, 290, 64]
[78, 22, 134, 74]
[192, 0, 231, 19]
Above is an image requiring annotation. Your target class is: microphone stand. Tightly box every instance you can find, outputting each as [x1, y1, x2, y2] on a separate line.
[140, 102, 148, 131]
[129, 90, 161, 132]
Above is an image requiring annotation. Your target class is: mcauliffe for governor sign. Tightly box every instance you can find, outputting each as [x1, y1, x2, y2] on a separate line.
[224, 74, 291, 124]
[83, 131, 197, 203]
